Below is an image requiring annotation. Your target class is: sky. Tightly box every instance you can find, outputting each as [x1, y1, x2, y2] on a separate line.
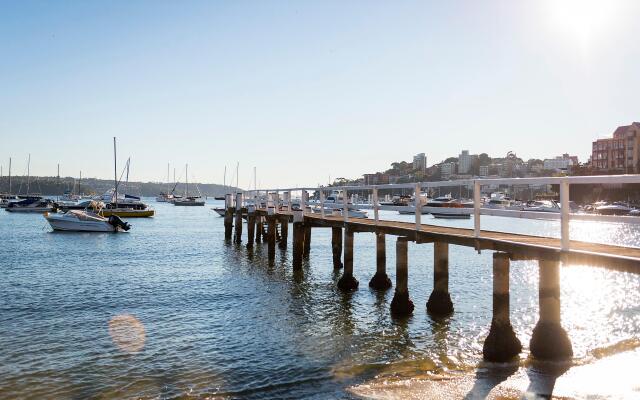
[1, 0, 640, 189]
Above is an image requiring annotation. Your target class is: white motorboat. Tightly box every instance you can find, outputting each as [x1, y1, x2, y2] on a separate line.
[44, 209, 131, 232]
[5, 197, 54, 213]
[596, 203, 633, 216]
[312, 205, 368, 219]
[425, 195, 472, 219]
[522, 200, 561, 213]
[0, 195, 19, 208]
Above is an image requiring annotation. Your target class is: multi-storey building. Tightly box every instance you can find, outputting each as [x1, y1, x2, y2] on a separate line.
[592, 122, 640, 172]
[413, 153, 427, 172]
[458, 150, 477, 174]
[543, 154, 578, 172]
[363, 173, 390, 185]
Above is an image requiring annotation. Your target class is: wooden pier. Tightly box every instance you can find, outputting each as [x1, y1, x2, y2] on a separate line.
[221, 175, 640, 363]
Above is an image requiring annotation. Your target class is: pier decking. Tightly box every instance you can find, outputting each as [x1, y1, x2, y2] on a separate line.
[221, 175, 640, 363]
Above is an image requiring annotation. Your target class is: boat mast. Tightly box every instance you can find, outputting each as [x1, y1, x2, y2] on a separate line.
[185, 164, 188, 197]
[236, 162, 239, 191]
[8, 157, 11, 195]
[167, 163, 170, 194]
[114, 137, 118, 208]
[223, 165, 226, 194]
[57, 164, 60, 201]
[79, 170, 82, 196]
[26, 154, 31, 196]
[254, 166, 257, 196]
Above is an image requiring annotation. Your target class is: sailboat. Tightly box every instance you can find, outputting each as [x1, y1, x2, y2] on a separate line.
[156, 163, 175, 202]
[0, 157, 19, 208]
[100, 138, 155, 218]
[214, 166, 226, 200]
[5, 155, 53, 212]
[173, 164, 205, 206]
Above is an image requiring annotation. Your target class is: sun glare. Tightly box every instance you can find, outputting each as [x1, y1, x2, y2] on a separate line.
[548, 0, 618, 50]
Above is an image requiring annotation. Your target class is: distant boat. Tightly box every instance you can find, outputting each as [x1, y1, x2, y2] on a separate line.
[214, 165, 227, 200]
[596, 202, 632, 216]
[44, 208, 131, 232]
[5, 197, 54, 213]
[173, 164, 205, 206]
[522, 200, 561, 213]
[212, 207, 225, 216]
[426, 195, 472, 219]
[156, 163, 174, 202]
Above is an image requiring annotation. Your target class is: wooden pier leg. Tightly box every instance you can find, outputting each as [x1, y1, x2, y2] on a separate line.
[369, 232, 392, 290]
[234, 207, 243, 244]
[292, 212, 304, 270]
[483, 253, 522, 362]
[427, 242, 454, 317]
[224, 208, 234, 240]
[246, 209, 255, 249]
[279, 215, 289, 249]
[337, 227, 358, 291]
[331, 227, 343, 269]
[256, 216, 263, 243]
[390, 237, 414, 316]
[267, 215, 276, 262]
[303, 224, 312, 257]
[530, 259, 573, 360]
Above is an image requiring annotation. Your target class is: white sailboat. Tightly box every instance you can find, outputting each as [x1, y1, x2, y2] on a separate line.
[173, 164, 205, 206]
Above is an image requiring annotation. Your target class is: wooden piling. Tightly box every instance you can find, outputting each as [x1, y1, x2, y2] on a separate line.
[303, 224, 311, 257]
[292, 212, 304, 270]
[427, 242, 454, 317]
[279, 215, 289, 249]
[530, 259, 573, 360]
[267, 214, 276, 262]
[246, 207, 256, 249]
[390, 237, 414, 316]
[256, 217, 263, 243]
[331, 227, 343, 269]
[482, 253, 522, 362]
[234, 209, 243, 244]
[369, 232, 392, 290]
[337, 227, 358, 291]
[224, 208, 234, 240]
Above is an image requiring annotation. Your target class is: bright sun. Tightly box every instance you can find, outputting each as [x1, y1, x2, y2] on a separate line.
[547, 0, 619, 50]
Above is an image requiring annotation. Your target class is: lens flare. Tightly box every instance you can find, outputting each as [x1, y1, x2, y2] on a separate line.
[108, 314, 146, 353]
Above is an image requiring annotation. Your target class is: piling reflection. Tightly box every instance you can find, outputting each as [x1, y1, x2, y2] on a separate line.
[108, 314, 146, 353]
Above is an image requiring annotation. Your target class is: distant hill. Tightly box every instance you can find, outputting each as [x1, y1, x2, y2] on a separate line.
[0, 176, 239, 198]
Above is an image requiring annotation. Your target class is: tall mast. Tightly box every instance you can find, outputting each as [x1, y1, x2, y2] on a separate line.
[27, 154, 31, 196]
[185, 164, 188, 197]
[8, 157, 11, 195]
[167, 163, 170, 194]
[57, 164, 60, 200]
[79, 170, 82, 196]
[254, 166, 257, 194]
[113, 137, 118, 208]
[223, 165, 226, 193]
[236, 162, 239, 190]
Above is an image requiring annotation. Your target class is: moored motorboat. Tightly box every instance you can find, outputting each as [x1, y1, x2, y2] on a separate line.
[212, 207, 226, 216]
[44, 209, 131, 232]
[425, 195, 472, 219]
[5, 197, 54, 213]
[522, 200, 561, 213]
[596, 203, 633, 216]
[174, 196, 205, 206]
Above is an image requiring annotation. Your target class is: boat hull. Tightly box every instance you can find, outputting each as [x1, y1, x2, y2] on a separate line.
[45, 217, 118, 232]
[5, 207, 52, 213]
[174, 201, 205, 206]
[100, 209, 155, 218]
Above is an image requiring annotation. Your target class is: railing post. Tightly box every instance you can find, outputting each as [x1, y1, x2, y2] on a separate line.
[372, 187, 379, 225]
[560, 179, 570, 251]
[320, 189, 325, 218]
[301, 190, 308, 214]
[474, 181, 481, 238]
[414, 183, 421, 231]
[343, 188, 349, 223]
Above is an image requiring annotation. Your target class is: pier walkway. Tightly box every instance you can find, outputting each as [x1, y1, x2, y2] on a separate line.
[220, 175, 640, 363]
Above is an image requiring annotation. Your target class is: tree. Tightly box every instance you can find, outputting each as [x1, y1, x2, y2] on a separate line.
[478, 153, 491, 166]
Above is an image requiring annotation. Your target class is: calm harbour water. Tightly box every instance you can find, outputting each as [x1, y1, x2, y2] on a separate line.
[1, 200, 639, 399]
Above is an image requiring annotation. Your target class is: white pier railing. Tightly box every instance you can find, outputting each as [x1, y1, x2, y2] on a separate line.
[237, 175, 640, 252]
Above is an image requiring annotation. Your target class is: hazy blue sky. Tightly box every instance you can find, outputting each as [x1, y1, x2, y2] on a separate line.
[1, 0, 639, 188]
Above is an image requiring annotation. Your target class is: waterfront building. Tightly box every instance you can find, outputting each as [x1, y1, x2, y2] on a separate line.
[440, 162, 456, 179]
[363, 173, 390, 185]
[543, 154, 578, 172]
[479, 165, 489, 177]
[592, 122, 640, 172]
[458, 150, 477, 174]
[413, 153, 427, 172]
